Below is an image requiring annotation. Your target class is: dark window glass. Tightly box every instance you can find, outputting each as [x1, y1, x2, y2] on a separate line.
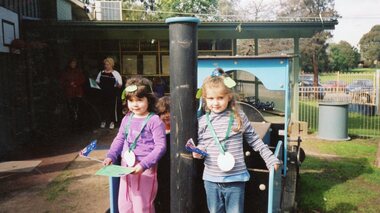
[120, 40, 139, 51]
[140, 39, 158, 51]
[198, 39, 213, 50]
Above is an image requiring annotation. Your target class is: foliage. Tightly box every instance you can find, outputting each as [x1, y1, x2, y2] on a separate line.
[216, 0, 240, 20]
[121, 0, 219, 21]
[163, 0, 218, 20]
[278, 0, 339, 18]
[277, 0, 340, 83]
[359, 25, 380, 67]
[122, 0, 156, 21]
[328, 41, 360, 71]
[237, 0, 280, 21]
[300, 32, 331, 83]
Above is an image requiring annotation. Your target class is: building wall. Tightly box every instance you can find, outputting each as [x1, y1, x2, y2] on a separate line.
[0, 53, 31, 159]
[0, 3, 73, 159]
[0, 0, 41, 19]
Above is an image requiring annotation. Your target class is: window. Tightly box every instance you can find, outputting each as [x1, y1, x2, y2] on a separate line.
[143, 55, 157, 75]
[122, 55, 138, 75]
[161, 54, 169, 75]
[140, 40, 158, 51]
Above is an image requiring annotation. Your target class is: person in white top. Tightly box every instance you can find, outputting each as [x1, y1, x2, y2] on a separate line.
[96, 57, 122, 129]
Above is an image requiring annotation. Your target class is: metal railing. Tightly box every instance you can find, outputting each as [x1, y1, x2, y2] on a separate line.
[298, 71, 380, 138]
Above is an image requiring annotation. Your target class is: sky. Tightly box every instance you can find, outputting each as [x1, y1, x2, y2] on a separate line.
[331, 0, 380, 47]
[239, 0, 380, 48]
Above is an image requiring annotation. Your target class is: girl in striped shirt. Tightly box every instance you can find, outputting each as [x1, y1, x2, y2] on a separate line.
[193, 69, 280, 213]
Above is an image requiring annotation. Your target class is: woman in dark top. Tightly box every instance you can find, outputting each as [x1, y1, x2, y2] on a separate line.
[96, 57, 122, 129]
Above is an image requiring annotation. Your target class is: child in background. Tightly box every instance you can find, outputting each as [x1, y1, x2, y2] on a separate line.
[103, 77, 166, 213]
[155, 96, 170, 212]
[156, 96, 170, 134]
[193, 69, 280, 213]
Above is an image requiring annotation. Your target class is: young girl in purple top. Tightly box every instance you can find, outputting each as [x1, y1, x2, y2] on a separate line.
[103, 77, 166, 213]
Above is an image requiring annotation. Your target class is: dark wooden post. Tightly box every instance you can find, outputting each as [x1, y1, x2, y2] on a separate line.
[166, 17, 200, 213]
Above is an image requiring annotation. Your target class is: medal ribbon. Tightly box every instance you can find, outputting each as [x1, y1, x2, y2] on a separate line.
[206, 111, 234, 155]
[125, 112, 154, 152]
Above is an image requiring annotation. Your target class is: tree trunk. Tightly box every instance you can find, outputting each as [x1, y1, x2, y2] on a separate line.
[312, 52, 319, 86]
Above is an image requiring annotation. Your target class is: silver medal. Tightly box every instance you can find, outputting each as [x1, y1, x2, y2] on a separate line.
[217, 152, 235, 172]
[123, 150, 136, 167]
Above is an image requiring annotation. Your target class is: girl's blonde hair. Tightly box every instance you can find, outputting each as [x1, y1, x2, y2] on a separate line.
[201, 70, 242, 131]
[103, 57, 115, 68]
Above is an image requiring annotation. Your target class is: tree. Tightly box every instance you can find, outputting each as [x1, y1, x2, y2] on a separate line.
[359, 25, 380, 67]
[150, 0, 218, 20]
[278, 0, 339, 18]
[278, 0, 339, 85]
[328, 41, 360, 71]
[216, 0, 240, 21]
[122, 0, 157, 21]
[300, 32, 330, 85]
[238, 0, 280, 21]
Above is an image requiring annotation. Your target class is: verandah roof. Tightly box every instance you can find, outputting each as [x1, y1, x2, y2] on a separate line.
[24, 19, 338, 40]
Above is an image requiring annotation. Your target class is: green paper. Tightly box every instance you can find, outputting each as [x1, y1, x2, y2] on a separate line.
[89, 78, 101, 90]
[224, 77, 236, 88]
[196, 88, 203, 99]
[95, 165, 134, 177]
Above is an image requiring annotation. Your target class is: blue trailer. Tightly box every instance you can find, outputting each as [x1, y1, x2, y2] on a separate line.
[109, 17, 302, 213]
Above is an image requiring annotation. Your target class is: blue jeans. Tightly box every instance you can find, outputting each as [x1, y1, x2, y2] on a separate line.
[204, 181, 245, 213]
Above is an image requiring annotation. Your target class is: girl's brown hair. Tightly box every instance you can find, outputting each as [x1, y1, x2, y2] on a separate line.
[156, 96, 170, 116]
[201, 70, 242, 131]
[125, 77, 157, 113]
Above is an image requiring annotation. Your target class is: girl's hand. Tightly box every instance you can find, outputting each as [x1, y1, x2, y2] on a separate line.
[274, 163, 280, 171]
[132, 164, 144, 175]
[103, 158, 113, 166]
[192, 152, 204, 159]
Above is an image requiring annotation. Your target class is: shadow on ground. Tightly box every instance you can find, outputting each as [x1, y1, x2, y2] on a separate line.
[297, 156, 375, 212]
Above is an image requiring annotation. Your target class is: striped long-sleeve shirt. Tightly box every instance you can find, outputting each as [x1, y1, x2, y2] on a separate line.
[197, 110, 280, 182]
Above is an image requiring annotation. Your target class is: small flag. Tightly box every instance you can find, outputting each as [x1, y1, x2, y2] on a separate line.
[80, 140, 97, 157]
[185, 138, 208, 157]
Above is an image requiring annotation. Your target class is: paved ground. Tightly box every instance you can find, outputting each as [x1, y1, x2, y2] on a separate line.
[0, 128, 117, 213]
[1, 129, 378, 213]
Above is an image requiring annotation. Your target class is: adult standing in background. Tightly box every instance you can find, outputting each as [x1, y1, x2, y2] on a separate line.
[60, 58, 86, 129]
[96, 57, 122, 129]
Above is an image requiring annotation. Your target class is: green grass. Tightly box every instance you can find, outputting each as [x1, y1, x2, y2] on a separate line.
[318, 69, 376, 85]
[42, 171, 73, 201]
[298, 139, 380, 212]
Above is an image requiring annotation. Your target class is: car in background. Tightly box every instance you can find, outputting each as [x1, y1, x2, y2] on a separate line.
[345, 79, 374, 103]
[322, 80, 347, 89]
[299, 74, 325, 99]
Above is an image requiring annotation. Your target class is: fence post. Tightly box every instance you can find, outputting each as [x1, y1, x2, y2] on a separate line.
[336, 71, 340, 92]
[376, 70, 380, 115]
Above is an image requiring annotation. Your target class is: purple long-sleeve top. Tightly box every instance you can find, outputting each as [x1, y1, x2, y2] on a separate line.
[106, 113, 166, 170]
